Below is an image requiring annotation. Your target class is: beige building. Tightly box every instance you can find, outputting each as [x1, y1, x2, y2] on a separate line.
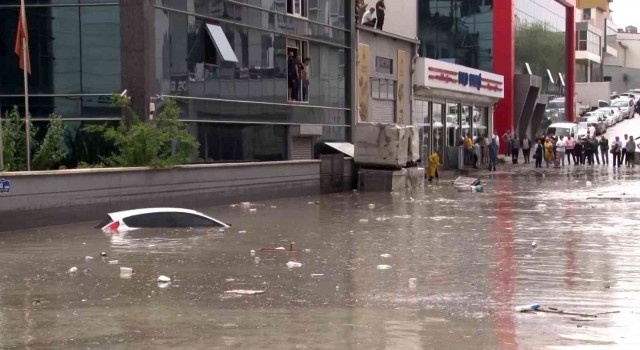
[575, 0, 616, 83]
[604, 24, 640, 93]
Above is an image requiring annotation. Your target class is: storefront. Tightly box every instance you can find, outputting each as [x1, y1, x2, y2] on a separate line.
[413, 58, 504, 168]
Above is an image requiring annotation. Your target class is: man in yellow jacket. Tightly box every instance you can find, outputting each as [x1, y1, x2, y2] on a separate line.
[428, 152, 441, 182]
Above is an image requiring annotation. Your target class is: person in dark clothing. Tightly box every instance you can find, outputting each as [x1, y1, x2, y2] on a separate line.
[574, 139, 583, 165]
[375, 0, 386, 30]
[511, 136, 520, 164]
[585, 138, 595, 166]
[534, 139, 543, 168]
[287, 50, 299, 101]
[599, 136, 609, 165]
[594, 137, 601, 165]
[622, 134, 628, 165]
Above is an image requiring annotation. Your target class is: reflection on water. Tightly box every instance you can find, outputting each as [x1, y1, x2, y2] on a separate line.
[1, 169, 640, 349]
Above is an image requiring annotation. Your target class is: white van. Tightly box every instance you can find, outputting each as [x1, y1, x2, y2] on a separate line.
[545, 122, 577, 138]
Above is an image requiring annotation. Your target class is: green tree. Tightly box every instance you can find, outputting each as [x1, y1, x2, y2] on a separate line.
[85, 95, 199, 168]
[32, 114, 66, 170]
[1, 106, 36, 171]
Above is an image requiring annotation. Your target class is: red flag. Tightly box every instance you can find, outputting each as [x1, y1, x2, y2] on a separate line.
[14, 0, 31, 75]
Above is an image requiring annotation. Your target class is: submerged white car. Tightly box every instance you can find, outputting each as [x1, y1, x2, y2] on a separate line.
[97, 208, 230, 232]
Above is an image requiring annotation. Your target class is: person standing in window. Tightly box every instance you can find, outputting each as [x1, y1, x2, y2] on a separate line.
[301, 57, 311, 102]
[288, 50, 299, 101]
[361, 7, 376, 27]
[375, 0, 385, 30]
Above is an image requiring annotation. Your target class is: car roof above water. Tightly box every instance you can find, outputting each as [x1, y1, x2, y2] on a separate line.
[548, 123, 576, 128]
[109, 208, 206, 221]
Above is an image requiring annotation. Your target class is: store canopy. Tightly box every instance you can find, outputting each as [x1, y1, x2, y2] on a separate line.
[324, 142, 354, 158]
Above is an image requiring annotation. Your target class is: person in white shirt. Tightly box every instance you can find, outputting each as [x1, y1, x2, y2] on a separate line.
[588, 125, 596, 138]
[361, 8, 376, 27]
[556, 136, 566, 167]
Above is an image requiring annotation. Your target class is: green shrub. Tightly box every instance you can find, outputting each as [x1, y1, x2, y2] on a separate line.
[33, 114, 66, 170]
[85, 95, 199, 168]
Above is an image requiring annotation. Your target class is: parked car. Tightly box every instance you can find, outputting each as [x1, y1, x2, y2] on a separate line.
[611, 98, 634, 119]
[576, 122, 589, 138]
[581, 112, 607, 135]
[595, 107, 621, 126]
[546, 122, 577, 138]
[98, 208, 230, 233]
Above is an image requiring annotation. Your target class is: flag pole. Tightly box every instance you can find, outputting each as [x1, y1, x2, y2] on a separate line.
[23, 37, 30, 171]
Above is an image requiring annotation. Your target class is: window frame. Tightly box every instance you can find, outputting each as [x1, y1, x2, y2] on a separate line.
[287, 0, 308, 18]
[286, 38, 310, 103]
[370, 78, 396, 101]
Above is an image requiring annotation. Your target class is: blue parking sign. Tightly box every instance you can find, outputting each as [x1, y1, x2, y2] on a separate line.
[0, 178, 10, 193]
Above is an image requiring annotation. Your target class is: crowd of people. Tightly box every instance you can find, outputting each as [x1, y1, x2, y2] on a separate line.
[501, 130, 638, 169]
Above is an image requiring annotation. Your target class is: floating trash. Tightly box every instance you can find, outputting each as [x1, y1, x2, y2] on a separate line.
[532, 241, 537, 248]
[376, 264, 392, 270]
[238, 230, 247, 234]
[311, 274, 325, 278]
[368, 204, 375, 209]
[85, 256, 94, 261]
[250, 250, 256, 256]
[515, 304, 541, 312]
[100, 252, 107, 257]
[68, 266, 78, 274]
[241, 202, 251, 208]
[224, 289, 266, 295]
[157, 275, 171, 283]
[359, 219, 369, 223]
[108, 260, 119, 265]
[380, 253, 392, 258]
[286, 261, 302, 268]
[409, 278, 417, 289]
[586, 181, 593, 187]
[120, 267, 133, 279]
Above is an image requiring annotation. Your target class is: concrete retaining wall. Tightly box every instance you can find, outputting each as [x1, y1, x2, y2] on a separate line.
[0, 161, 320, 232]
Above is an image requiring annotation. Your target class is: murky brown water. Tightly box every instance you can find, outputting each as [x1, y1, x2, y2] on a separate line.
[2, 167, 640, 349]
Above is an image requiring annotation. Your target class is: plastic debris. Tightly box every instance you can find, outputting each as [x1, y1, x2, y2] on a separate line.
[254, 257, 261, 264]
[286, 261, 303, 268]
[230, 204, 238, 208]
[304, 249, 311, 253]
[157, 281, 171, 288]
[238, 230, 247, 234]
[68, 266, 78, 273]
[532, 241, 537, 248]
[586, 181, 593, 187]
[409, 278, 417, 290]
[250, 250, 256, 256]
[157, 275, 171, 283]
[368, 204, 375, 209]
[120, 267, 133, 278]
[224, 289, 266, 295]
[85, 256, 94, 261]
[270, 206, 277, 209]
[359, 219, 369, 223]
[376, 264, 392, 270]
[108, 260, 119, 265]
[225, 278, 236, 282]
[100, 251, 107, 257]
[249, 208, 257, 213]
[241, 202, 251, 208]
[375, 217, 390, 222]
[380, 253, 392, 258]
[311, 274, 325, 278]
[516, 304, 541, 312]
[275, 247, 286, 251]
[308, 201, 316, 205]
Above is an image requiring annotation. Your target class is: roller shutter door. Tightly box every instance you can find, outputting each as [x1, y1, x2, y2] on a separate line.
[291, 137, 313, 160]
[370, 99, 395, 123]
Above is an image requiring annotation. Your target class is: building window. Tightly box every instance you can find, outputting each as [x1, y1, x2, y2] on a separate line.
[287, 38, 309, 102]
[375, 56, 393, 75]
[287, 0, 307, 17]
[370, 78, 396, 100]
[583, 8, 592, 21]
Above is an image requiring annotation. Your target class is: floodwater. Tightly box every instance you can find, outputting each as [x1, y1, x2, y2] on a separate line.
[2, 168, 640, 349]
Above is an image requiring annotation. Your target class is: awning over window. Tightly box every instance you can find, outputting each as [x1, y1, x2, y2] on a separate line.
[205, 23, 238, 63]
[324, 142, 354, 158]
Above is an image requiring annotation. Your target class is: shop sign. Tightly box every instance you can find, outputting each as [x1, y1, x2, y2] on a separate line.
[416, 57, 504, 99]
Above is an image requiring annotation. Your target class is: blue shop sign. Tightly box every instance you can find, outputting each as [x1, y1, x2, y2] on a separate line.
[0, 178, 10, 193]
[458, 71, 482, 90]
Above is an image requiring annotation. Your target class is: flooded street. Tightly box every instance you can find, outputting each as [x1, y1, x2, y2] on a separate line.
[2, 166, 640, 349]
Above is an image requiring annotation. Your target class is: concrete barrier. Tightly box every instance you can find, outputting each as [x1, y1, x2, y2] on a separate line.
[0, 160, 320, 232]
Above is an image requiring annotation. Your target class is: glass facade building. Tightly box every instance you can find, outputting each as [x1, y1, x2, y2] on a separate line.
[154, 0, 351, 162]
[515, 0, 567, 97]
[0, 0, 352, 163]
[417, 0, 494, 72]
[0, 0, 122, 120]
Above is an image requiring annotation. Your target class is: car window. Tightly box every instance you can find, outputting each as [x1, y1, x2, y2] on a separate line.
[123, 212, 223, 228]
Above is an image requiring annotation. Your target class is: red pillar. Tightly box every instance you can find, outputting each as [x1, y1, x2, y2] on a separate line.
[493, 0, 515, 153]
[565, 4, 576, 122]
